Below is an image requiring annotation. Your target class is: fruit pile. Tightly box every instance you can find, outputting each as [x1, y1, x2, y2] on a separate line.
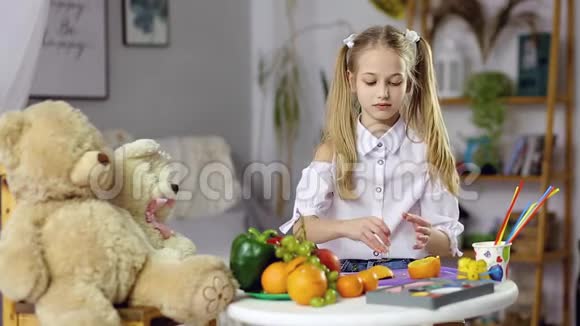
[230, 227, 341, 307]
[230, 228, 395, 307]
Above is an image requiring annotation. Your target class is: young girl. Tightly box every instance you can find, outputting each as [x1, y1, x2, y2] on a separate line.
[279, 25, 464, 273]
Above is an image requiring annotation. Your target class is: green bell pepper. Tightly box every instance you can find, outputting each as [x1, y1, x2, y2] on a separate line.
[229, 227, 279, 292]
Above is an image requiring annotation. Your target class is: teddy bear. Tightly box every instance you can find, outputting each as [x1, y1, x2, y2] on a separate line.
[0, 100, 237, 326]
[108, 138, 197, 258]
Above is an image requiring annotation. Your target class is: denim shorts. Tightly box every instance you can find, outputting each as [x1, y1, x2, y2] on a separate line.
[340, 258, 415, 273]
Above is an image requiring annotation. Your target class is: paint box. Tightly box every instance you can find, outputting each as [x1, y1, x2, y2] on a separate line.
[365, 278, 495, 309]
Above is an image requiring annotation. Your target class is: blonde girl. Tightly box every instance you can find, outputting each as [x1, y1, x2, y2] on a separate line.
[280, 25, 463, 272]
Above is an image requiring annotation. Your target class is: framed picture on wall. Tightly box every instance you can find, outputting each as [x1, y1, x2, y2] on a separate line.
[30, 0, 108, 100]
[122, 0, 169, 47]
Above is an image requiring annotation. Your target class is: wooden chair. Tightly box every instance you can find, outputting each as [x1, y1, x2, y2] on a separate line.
[6, 302, 179, 326]
[0, 166, 216, 326]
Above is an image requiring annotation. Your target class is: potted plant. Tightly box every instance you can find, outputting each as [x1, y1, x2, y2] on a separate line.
[257, 0, 351, 215]
[369, 0, 408, 20]
[464, 71, 512, 174]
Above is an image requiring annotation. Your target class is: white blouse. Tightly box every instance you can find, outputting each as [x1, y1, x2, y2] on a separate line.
[279, 117, 464, 260]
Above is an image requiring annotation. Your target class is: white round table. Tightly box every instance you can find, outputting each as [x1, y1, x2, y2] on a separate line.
[227, 281, 518, 326]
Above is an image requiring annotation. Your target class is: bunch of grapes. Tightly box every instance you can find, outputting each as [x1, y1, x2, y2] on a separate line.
[275, 235, 314, 262]
[275, 235, 339, 307]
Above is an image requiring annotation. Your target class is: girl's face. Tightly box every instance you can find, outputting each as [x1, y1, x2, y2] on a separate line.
[348, 46, 408, 130]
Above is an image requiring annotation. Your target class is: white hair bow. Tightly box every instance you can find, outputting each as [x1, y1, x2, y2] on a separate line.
[342, 33, 357, 48]
[405, 29, 420, 43]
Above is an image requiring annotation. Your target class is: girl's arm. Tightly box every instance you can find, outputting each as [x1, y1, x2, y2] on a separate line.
[292, 215, 344, 244]
[288, 143, 343, 244]
[425, 229, 453, 256]
[293, 215, 391, 253]
[404, 212, 456, 257]
[408, 175, 464, 257]
[283, 143, 390, 253]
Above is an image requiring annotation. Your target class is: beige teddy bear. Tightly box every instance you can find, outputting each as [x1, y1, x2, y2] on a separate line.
[109, 138, 197, 258]
[0, 101, 237, 326]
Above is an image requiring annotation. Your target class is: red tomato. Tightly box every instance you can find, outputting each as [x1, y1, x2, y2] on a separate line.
[315, 248, 341, 272]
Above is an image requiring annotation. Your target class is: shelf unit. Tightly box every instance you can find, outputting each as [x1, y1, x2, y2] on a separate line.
[407, 0, 575, 325]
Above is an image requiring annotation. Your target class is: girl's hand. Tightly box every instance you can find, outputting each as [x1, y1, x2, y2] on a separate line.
[340, 217, 391, 253]
[403, 213, 432, 250]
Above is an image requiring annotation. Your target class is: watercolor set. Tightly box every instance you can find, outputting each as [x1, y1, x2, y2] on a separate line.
[366, 278, 495, 309]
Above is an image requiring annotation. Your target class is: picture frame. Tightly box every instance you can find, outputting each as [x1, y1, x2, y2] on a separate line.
[517, 33, 551, 96]
[122, 0, 169, 47]
[30, 0, 108, 100]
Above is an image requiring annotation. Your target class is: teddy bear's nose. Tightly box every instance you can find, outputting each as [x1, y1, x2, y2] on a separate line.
[97, 153, 110, 165]
[171, 184, 179, 194]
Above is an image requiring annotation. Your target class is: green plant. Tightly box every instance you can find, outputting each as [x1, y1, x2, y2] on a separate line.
[369, 0, 408, 20]
[257, 1, 351, 215]
[464, 71, 513, 171]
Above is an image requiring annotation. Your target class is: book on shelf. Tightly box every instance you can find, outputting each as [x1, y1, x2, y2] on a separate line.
[503, 134, 556, 176]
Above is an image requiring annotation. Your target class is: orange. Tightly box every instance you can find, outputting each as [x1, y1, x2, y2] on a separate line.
[408, 256, 441, 279]
[261, 261, 288, 294]
[287, 263, 327, 305]
[369, 265, 394, 279]
[285, 256, 307, 274]
[357, 270, 379, 292]
[433, 256, 441, 274]
[336, 274, 364, 298]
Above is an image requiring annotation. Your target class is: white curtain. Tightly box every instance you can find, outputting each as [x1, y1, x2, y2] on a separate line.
[0, 0, 49, 112]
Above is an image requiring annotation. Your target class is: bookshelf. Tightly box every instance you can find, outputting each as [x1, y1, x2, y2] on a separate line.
[407, 0, 575, 325]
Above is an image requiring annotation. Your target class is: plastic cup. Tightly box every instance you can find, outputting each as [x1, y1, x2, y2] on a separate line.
[472, 241, 512, 282]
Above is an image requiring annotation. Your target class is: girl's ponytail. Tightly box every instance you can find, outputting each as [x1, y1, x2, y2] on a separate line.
[408, 38, 459, 195]
[322, 44, 358, 200]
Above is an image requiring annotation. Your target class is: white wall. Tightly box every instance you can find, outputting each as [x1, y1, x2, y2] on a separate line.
[250, 0, 579, 323]
[250, 0, 389, 214]
[67, 0, 252, 163]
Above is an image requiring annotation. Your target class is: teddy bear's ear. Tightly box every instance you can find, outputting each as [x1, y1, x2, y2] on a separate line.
[115, 139, 160, 159]
[0, 111, 27, 166]
[70, 150, 113, 188]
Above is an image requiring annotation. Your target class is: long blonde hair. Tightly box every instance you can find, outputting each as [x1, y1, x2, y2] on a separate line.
[322, 25, 459, 199]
